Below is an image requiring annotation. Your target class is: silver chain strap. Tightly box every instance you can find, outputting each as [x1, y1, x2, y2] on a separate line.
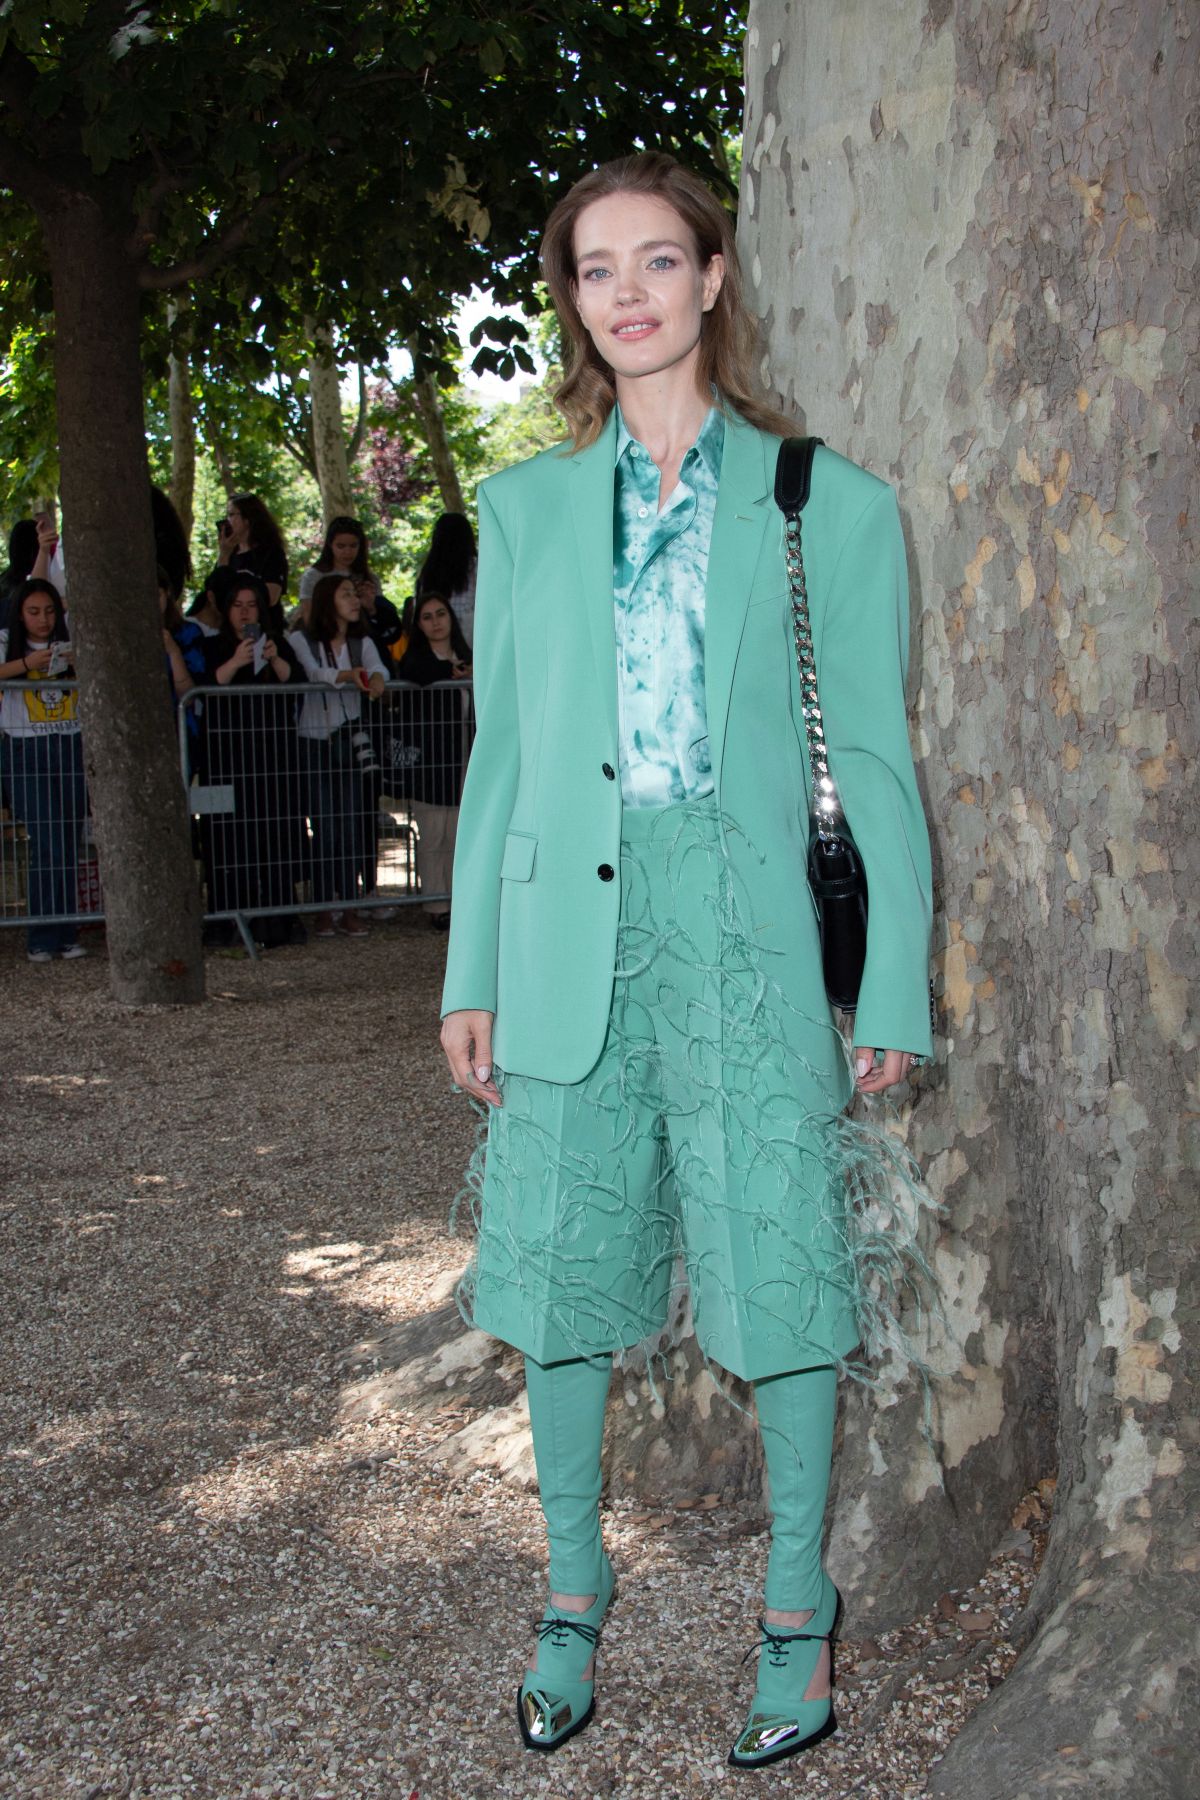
[783, 507, 843, 843]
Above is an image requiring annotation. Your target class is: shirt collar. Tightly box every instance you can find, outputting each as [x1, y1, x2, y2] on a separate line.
[615, 403, 725, 481]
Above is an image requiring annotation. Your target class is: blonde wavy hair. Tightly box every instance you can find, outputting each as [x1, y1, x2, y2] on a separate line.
[540, 151, 795, 451]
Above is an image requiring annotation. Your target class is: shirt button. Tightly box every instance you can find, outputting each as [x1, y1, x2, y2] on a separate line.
[602, 763, 615, 780]
[637, 506, 648, 519]
[597, 863, 615, 882]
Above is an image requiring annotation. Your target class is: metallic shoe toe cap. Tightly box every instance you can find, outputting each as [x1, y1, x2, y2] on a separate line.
[521, 1686, 573, 1740]
[734, 1713, 802, 1759]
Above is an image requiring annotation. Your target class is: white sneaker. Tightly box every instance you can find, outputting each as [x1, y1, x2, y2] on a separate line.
[27, 950, 53, 964]
[59, 944, 88, 960]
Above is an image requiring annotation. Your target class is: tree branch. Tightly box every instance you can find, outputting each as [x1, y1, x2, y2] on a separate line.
[136, 152, 310, 290]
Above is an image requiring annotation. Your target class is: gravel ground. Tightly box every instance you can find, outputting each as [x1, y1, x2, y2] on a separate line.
[0, 916, 1048, 1800]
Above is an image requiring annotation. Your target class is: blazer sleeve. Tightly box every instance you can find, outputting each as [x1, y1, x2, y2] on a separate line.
[817, 485, 933, 1057]
[440, 480, 520, 1018]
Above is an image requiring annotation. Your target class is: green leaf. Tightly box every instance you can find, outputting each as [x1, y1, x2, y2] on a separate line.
[478, 35, 505, 77]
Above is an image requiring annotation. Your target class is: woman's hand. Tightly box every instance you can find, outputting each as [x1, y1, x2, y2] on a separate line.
[22, 645, 54, 673]
[216, 524, 234, 566]
[441, 1010, 502, 1107]
[452, 661, 473, 680]
[854, 1047, 917, 1094]
[217, 637, 255, 683]
[265, 642, 291, 682]
[335, 668, 362, 686]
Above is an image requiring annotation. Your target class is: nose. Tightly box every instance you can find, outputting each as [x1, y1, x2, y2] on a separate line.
[614, 263, 647, 306]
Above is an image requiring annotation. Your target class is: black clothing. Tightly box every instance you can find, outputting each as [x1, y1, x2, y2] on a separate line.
[197, 639, 301, 933]
[391, 640, 470, 808]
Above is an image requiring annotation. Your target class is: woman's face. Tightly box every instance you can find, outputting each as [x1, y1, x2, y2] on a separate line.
[228, 589, 260, 633]
[571, 191, 724, 388]
[20, 590, 57, 640]
[226, 500, 248, 544]
[333, 579, 361, 625]
[330, 532, 360, 568]
[419, 599, 453, 646]
[157, 584, 170, 617]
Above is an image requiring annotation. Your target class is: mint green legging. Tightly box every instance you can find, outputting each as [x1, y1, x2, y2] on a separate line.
[525, 1353, 837, 1608]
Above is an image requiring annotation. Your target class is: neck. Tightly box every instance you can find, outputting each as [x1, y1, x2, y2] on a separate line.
[613, 362, 710, 467]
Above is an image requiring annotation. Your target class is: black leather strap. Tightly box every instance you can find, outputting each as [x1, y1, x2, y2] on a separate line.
[773, 436, 824, 516]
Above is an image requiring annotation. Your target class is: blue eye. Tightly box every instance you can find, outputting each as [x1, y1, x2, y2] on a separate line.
[581, 266, 610, 281]
[649, 255, 677, 270]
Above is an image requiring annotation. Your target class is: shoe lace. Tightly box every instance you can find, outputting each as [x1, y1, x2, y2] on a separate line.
[535, 1613, 602, 1654]
[744, 1620, 827, 1670]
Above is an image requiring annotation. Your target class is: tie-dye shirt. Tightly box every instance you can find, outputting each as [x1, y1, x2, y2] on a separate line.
[613, 406, 724, 808]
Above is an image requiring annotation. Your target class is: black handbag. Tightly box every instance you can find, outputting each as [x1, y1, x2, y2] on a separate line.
[775, 436, 869, 1014]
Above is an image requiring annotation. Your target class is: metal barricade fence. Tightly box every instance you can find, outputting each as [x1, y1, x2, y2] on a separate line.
[0, 677, 475, 957]
[0, 680, 93, 957]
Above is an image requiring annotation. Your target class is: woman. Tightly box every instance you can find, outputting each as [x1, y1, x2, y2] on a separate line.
[416, 511, 477, 647]
[217, 493, 289, 630]
[395, 592, 471, 930]
[298, 515, 402, 663]
[288, 573, 387, 939]
[201, 575, 298, 948]
[0, 579, 87, 961]
[439, 153, 934, 1766]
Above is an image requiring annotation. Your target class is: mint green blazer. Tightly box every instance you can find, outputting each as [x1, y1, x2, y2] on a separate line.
[441, 408, 933, 1090]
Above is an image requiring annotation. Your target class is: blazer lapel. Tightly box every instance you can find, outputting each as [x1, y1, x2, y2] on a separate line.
[567, 411, 620, 745]
[705, 412, 775, 795]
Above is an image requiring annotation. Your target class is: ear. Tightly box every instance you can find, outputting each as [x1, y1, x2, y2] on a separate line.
[701, 252, 726, 314]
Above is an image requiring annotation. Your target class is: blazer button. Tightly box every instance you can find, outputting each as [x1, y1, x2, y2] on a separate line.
[597, 863, 615, 882]
[602, 762, 615, 780]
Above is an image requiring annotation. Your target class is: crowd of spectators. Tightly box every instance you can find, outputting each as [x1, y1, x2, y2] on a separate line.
[0, 493, 477, 961]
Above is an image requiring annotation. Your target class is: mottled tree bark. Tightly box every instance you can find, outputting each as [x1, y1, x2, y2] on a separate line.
[307, 319, 355, 522]
[410, 364, 466, 516]
[43, 193, 204, 1005]
[741, 0, 1197, 1790]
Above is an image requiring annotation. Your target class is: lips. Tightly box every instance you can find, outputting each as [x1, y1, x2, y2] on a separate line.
[612, 318, 660, 339]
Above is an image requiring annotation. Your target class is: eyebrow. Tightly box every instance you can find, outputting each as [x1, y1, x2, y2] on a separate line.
[576, 238, 689, 262]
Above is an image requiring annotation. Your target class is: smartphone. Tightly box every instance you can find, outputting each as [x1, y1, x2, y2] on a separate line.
[47, 642, 72, 677]
[218, 518, 231, 539]
[32, 497, 57, 531]
[241, 622, 263, 642]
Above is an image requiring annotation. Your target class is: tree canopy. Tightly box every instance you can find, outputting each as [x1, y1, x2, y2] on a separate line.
[0, 1, 744, 375]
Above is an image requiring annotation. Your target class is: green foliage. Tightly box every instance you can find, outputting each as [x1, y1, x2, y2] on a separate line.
[0, 325, 59, 522]
[0, 1, 746, 377]
[0, 1, 745, 576]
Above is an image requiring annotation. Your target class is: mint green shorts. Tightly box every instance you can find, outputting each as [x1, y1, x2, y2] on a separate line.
[459, 798, 871, 1383]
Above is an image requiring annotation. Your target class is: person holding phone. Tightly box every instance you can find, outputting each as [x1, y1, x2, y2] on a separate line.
[288, 574, 387, 938]
[437, 153, 934, 1765]
[200, 577, 298, 948]
[29, 499, 65, 596]
[0, 578, 86, 961]
[217, 493, 290, 630]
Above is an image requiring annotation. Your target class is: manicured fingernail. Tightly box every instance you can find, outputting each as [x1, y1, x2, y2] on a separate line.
[855, 1056, 871, 1077]
[476, 1064, 491, 1083]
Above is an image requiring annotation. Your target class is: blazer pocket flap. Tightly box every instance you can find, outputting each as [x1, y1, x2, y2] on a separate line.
[500, 830, 538, 882]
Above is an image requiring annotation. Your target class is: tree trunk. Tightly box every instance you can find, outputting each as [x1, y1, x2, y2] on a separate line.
[166, 297, 195, 541]
[410, 365, 466, 514]
[742, 0, 1197, 1789]
[41, 192, 204, 1006]
[307, 318, 355, 521]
